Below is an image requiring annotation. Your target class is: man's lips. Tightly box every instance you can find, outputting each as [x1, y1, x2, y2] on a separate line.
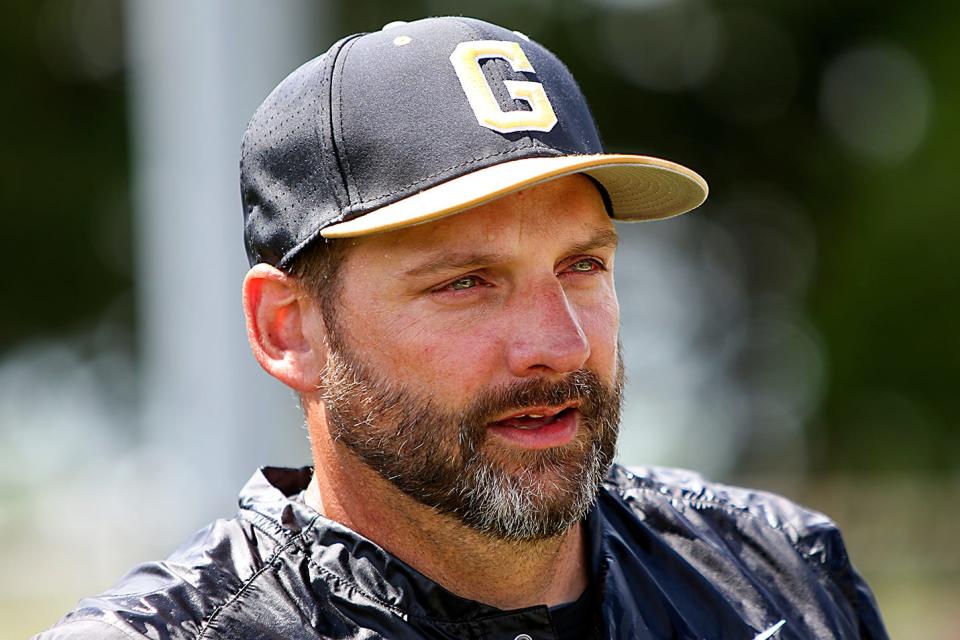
[487, 404, 580, 449]
[489, 401, 580, 425]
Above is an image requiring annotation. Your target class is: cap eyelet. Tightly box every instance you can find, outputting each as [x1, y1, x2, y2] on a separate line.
[393, 35, 412, 47]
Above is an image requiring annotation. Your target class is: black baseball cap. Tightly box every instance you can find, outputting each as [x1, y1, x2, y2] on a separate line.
[241, 16, 708, 268]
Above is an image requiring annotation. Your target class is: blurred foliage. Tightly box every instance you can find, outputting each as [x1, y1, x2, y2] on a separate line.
[3, 0, 957, 479]
[300, 0, 960, 476]
[1, 0, 132, 353]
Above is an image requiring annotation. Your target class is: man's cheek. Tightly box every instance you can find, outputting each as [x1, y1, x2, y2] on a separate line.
[386, 323, 503, 389]
[580, 299, 619, 342]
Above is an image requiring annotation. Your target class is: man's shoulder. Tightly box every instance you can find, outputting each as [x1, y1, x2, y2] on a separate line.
[601, 463, 854, 573]
[604, 465, 879, 608]
[34, 512, 281, 640]
[598, 463, 887, 638]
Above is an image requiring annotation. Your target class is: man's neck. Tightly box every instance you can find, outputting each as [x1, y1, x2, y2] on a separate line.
[306, 423, 588, 610]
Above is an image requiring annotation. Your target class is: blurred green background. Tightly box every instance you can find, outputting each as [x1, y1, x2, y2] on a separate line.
[2, 0, 958, 638]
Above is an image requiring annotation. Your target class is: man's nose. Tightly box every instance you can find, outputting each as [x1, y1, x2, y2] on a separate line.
[505, 280, 591, 377]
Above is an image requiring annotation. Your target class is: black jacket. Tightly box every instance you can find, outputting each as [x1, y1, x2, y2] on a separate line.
[36, 465, 888, 639]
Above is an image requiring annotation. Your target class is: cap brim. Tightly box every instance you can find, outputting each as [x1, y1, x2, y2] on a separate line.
[321, 153, 708, 238]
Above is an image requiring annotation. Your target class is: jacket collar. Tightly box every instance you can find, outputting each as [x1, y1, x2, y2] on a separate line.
[240, 467, 577, 618]
[237, 465, 684, 637]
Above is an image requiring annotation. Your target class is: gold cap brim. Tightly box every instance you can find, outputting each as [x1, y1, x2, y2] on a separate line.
[321, 153, 708, 238]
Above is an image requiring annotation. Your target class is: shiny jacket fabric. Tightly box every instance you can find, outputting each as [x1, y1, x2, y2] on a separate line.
[37, 465, 888, 639]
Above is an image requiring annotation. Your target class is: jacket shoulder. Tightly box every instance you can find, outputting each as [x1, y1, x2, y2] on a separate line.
[605, 463, 847, 554]
[36, 512, 285, 640]
[602, 463, 888, 638]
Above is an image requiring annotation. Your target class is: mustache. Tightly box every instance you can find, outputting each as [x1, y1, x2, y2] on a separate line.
[322, 338, 619, 447]
[460, 369, 607, 428]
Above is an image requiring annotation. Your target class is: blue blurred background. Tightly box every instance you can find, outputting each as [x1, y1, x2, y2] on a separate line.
[2, 1, 958, 637]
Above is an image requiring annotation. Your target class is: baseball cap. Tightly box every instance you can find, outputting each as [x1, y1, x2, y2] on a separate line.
[241, 16, 708, 268]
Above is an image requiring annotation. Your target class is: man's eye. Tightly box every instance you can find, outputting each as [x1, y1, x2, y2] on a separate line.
[449, 275, 480, 291]
[568, 258, 601, 273]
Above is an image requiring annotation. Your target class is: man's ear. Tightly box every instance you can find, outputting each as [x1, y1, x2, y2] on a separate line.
[243, 264, 328, 393]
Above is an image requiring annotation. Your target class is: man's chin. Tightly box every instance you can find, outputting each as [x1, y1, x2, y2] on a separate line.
[477, 427, 596, 475]
[454, 464, 602, 542]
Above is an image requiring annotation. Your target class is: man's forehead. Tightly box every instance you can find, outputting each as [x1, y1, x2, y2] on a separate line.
[349, 175, 616, 263]
[400, 226, 619, 279]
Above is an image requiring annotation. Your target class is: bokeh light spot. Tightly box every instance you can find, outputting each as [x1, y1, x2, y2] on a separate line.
[819, 44, 931, 165]
[597, 0, 721, 93]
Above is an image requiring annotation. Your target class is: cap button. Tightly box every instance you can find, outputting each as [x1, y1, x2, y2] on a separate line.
[381, 20, 408, 30]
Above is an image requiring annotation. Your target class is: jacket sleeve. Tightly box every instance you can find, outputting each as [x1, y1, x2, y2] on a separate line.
[797, 517, 890, 640]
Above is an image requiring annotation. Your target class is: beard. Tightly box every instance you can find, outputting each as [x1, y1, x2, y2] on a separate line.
[318, 331, 624, 542]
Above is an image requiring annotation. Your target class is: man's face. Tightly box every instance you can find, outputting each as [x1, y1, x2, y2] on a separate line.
[317, 175, 623, 541]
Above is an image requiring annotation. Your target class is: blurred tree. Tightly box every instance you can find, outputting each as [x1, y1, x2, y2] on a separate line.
[1, 0, 132, 353]
[3, 0, 957, 477]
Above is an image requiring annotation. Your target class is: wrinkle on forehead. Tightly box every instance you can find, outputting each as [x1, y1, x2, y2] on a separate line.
[350, 174, 613, 269]
[401, 226, 618, 280]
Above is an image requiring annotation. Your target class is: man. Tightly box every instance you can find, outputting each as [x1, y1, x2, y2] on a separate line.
[39, 16, 887, 640]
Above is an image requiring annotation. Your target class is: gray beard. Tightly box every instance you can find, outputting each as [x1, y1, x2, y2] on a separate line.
[319, 337, 624, 542]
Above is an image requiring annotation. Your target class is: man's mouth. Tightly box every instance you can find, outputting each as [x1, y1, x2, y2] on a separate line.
[487, 404, 580, 448]
[491, 406, 574, 429]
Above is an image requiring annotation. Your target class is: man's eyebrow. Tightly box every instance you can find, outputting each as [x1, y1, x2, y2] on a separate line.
[564, 227, 619, 256]
[402, 227, 619, 279]
[403, 251, 511, 278]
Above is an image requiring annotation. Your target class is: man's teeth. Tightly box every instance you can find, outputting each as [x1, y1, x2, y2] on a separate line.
[511, 413, 553, 426]
[494, 410, 567, 427]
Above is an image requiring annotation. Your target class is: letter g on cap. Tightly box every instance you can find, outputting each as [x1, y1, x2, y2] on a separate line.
[450, 40, 559, 134]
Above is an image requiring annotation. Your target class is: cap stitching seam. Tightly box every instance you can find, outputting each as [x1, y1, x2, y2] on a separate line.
[333, 36, 363, 206]
[323, 38, 364, 210]
[276, 44, 358, 267]
[344, 141, 579, 215]
[278, 224, 329, 270]
[275, 37, 361, 267]
[312, 53, 342, 214]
